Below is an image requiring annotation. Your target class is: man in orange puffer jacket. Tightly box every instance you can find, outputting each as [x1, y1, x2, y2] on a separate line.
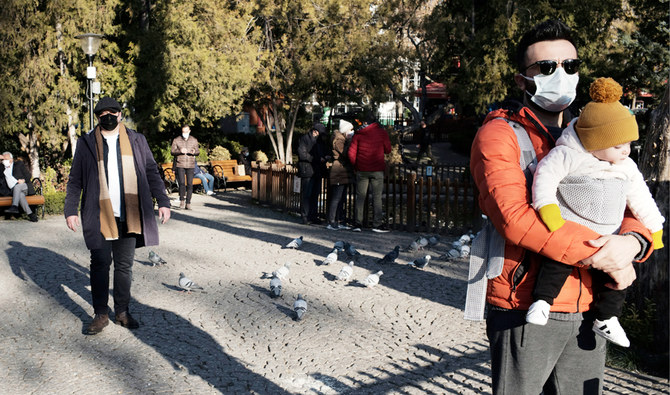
[470, 20, 653, 394]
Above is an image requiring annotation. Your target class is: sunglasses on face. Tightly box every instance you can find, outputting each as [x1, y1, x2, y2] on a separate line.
[524, 58, 582, 76]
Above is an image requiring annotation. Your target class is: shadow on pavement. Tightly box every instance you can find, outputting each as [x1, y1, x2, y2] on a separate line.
[309, 343, 490, 394]
[6, 241, 285, 393]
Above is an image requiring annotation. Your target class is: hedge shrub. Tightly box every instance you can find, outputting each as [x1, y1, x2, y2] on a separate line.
[44, 191, 67, 215]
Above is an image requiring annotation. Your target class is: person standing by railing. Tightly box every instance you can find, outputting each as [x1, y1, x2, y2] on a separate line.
[348, 117, 392, 233]
[327, 120, 355, 230]
[297, 123, 328, 225]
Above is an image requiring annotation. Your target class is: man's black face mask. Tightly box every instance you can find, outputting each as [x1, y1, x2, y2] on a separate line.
[99, 114, 119, 131]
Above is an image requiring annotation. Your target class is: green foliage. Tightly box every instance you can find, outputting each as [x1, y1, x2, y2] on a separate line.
[153, 141, 174, 165]
[42, 167, 59, 195]
[210, 146, 231, 161]
[607, 298, 668, 377]
[196, 148, 209, 163]
[250, 0, 378, 163]
[130, 1, 260, 136]
[44, 191, 67, 215]
[226, 141, 245, 157]
[252, 150, 268, 164]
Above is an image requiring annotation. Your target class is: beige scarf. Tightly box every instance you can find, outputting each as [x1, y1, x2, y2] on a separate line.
[95, 124, 141, 240]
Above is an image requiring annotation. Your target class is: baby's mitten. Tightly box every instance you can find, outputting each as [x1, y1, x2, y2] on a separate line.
[538, 204, 566, 232]
[652, 230, 664, 250]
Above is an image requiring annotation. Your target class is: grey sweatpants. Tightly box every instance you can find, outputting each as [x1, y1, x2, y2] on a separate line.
[11, 182, 32, 214]
[486, 308, 606, 394]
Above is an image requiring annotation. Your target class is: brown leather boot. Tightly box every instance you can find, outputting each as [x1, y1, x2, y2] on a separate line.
[85, 313, 109, 335]
[115, 311, 140, 329]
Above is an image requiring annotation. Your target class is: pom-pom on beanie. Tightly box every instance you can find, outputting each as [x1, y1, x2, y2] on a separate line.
[575, 77, 638, 151]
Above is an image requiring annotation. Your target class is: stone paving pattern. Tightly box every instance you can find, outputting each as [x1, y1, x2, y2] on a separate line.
[0, 191, 667, 394]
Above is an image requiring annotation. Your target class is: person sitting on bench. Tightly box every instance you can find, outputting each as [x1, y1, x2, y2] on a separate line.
[1, 152, 38, 222]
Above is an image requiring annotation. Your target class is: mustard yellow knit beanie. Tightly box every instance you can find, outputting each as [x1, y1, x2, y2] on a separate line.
[575, 78, 638, 151]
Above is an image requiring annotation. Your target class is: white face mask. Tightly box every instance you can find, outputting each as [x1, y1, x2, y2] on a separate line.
[182, 133, 189, 139]
[523, 68, 579, 112]
[2, 159, 9, 167]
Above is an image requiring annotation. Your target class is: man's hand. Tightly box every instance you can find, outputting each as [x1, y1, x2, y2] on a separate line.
[603, 264, 637, 290]
[17, 179, 25, 184]
[158, 207, 170, 224]
[66, 215, 80, 232]
[181, 147, 188, 154]
[582, 234, 641, 273]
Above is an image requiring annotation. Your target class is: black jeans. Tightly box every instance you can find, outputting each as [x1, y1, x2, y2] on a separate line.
[534, 259, 625, 320]
[89, 219, 136, 315]
[300, 176, 320, 221]
[328, 184, 348, 226]
[176, 167, 195, 204]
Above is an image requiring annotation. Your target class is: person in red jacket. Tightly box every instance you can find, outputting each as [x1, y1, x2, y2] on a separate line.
[470, 20, 653, 394]
[347, 118, 392, 232]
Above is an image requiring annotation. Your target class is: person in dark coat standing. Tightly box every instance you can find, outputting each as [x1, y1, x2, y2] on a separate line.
[1, 152, 38, 222]
[297, 123, 327, 224]
[65, 97, 171, 335]
[416, 120, 435, 163]
[326, 120, 354, 230]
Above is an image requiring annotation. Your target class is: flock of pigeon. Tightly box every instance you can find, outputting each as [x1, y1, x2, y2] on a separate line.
[147, 231, 475, 322]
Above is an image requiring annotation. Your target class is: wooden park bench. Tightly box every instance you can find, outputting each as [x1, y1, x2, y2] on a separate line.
[210, 160, 251, 192]
[0, 178, 46, 218]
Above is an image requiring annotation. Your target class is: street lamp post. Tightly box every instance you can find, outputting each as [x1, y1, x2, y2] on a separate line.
[74, 33, 103, 131]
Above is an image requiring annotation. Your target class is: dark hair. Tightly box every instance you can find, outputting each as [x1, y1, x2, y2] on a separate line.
[515, 20, 577, 72]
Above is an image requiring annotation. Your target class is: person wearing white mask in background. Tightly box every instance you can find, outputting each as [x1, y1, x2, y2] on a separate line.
[326, 120, 355, 230]
[0, 151, 38, 222]
[171, 125, 200, 209]
[467, 20, 654, 394]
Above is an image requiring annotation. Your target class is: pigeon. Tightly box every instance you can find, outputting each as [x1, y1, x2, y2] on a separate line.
[363, 270, 383, 287]
[405, 240, 419, 252]
[148, 251, 167, 266]
[273, 262, 291, 280]
[333, 241, 345, 252]
[337, 261, 355, 281]
[269, 275, 282, 298]
[460, 245, 471, 258]
[459, 234, 472, 244]
[409, 255, 432, 269]
[322, 249, 339, 265]
[343, 242, 360, 258]
[178, 272, 203, 292]
[416, 236, 429, 250]
[428, 236, 440, 247]
[378, 246, 400, 264]
[452, 240, 463, 249]
[447, 249, 460, 258]
[293, 294, 307, 321]
[286, 236, 303, 249]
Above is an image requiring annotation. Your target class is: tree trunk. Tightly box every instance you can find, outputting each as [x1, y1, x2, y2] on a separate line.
[636, 83, 669, 352]
[264, 109, 280, 162]
[18, 132, 40, 179]
[68, 106, 77, 157]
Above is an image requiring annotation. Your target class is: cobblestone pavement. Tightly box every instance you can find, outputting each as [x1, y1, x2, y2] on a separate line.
[0, 191, 667, 394]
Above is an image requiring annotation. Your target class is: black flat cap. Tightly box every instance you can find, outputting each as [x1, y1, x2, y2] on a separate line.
[94, 97, 122, 115]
